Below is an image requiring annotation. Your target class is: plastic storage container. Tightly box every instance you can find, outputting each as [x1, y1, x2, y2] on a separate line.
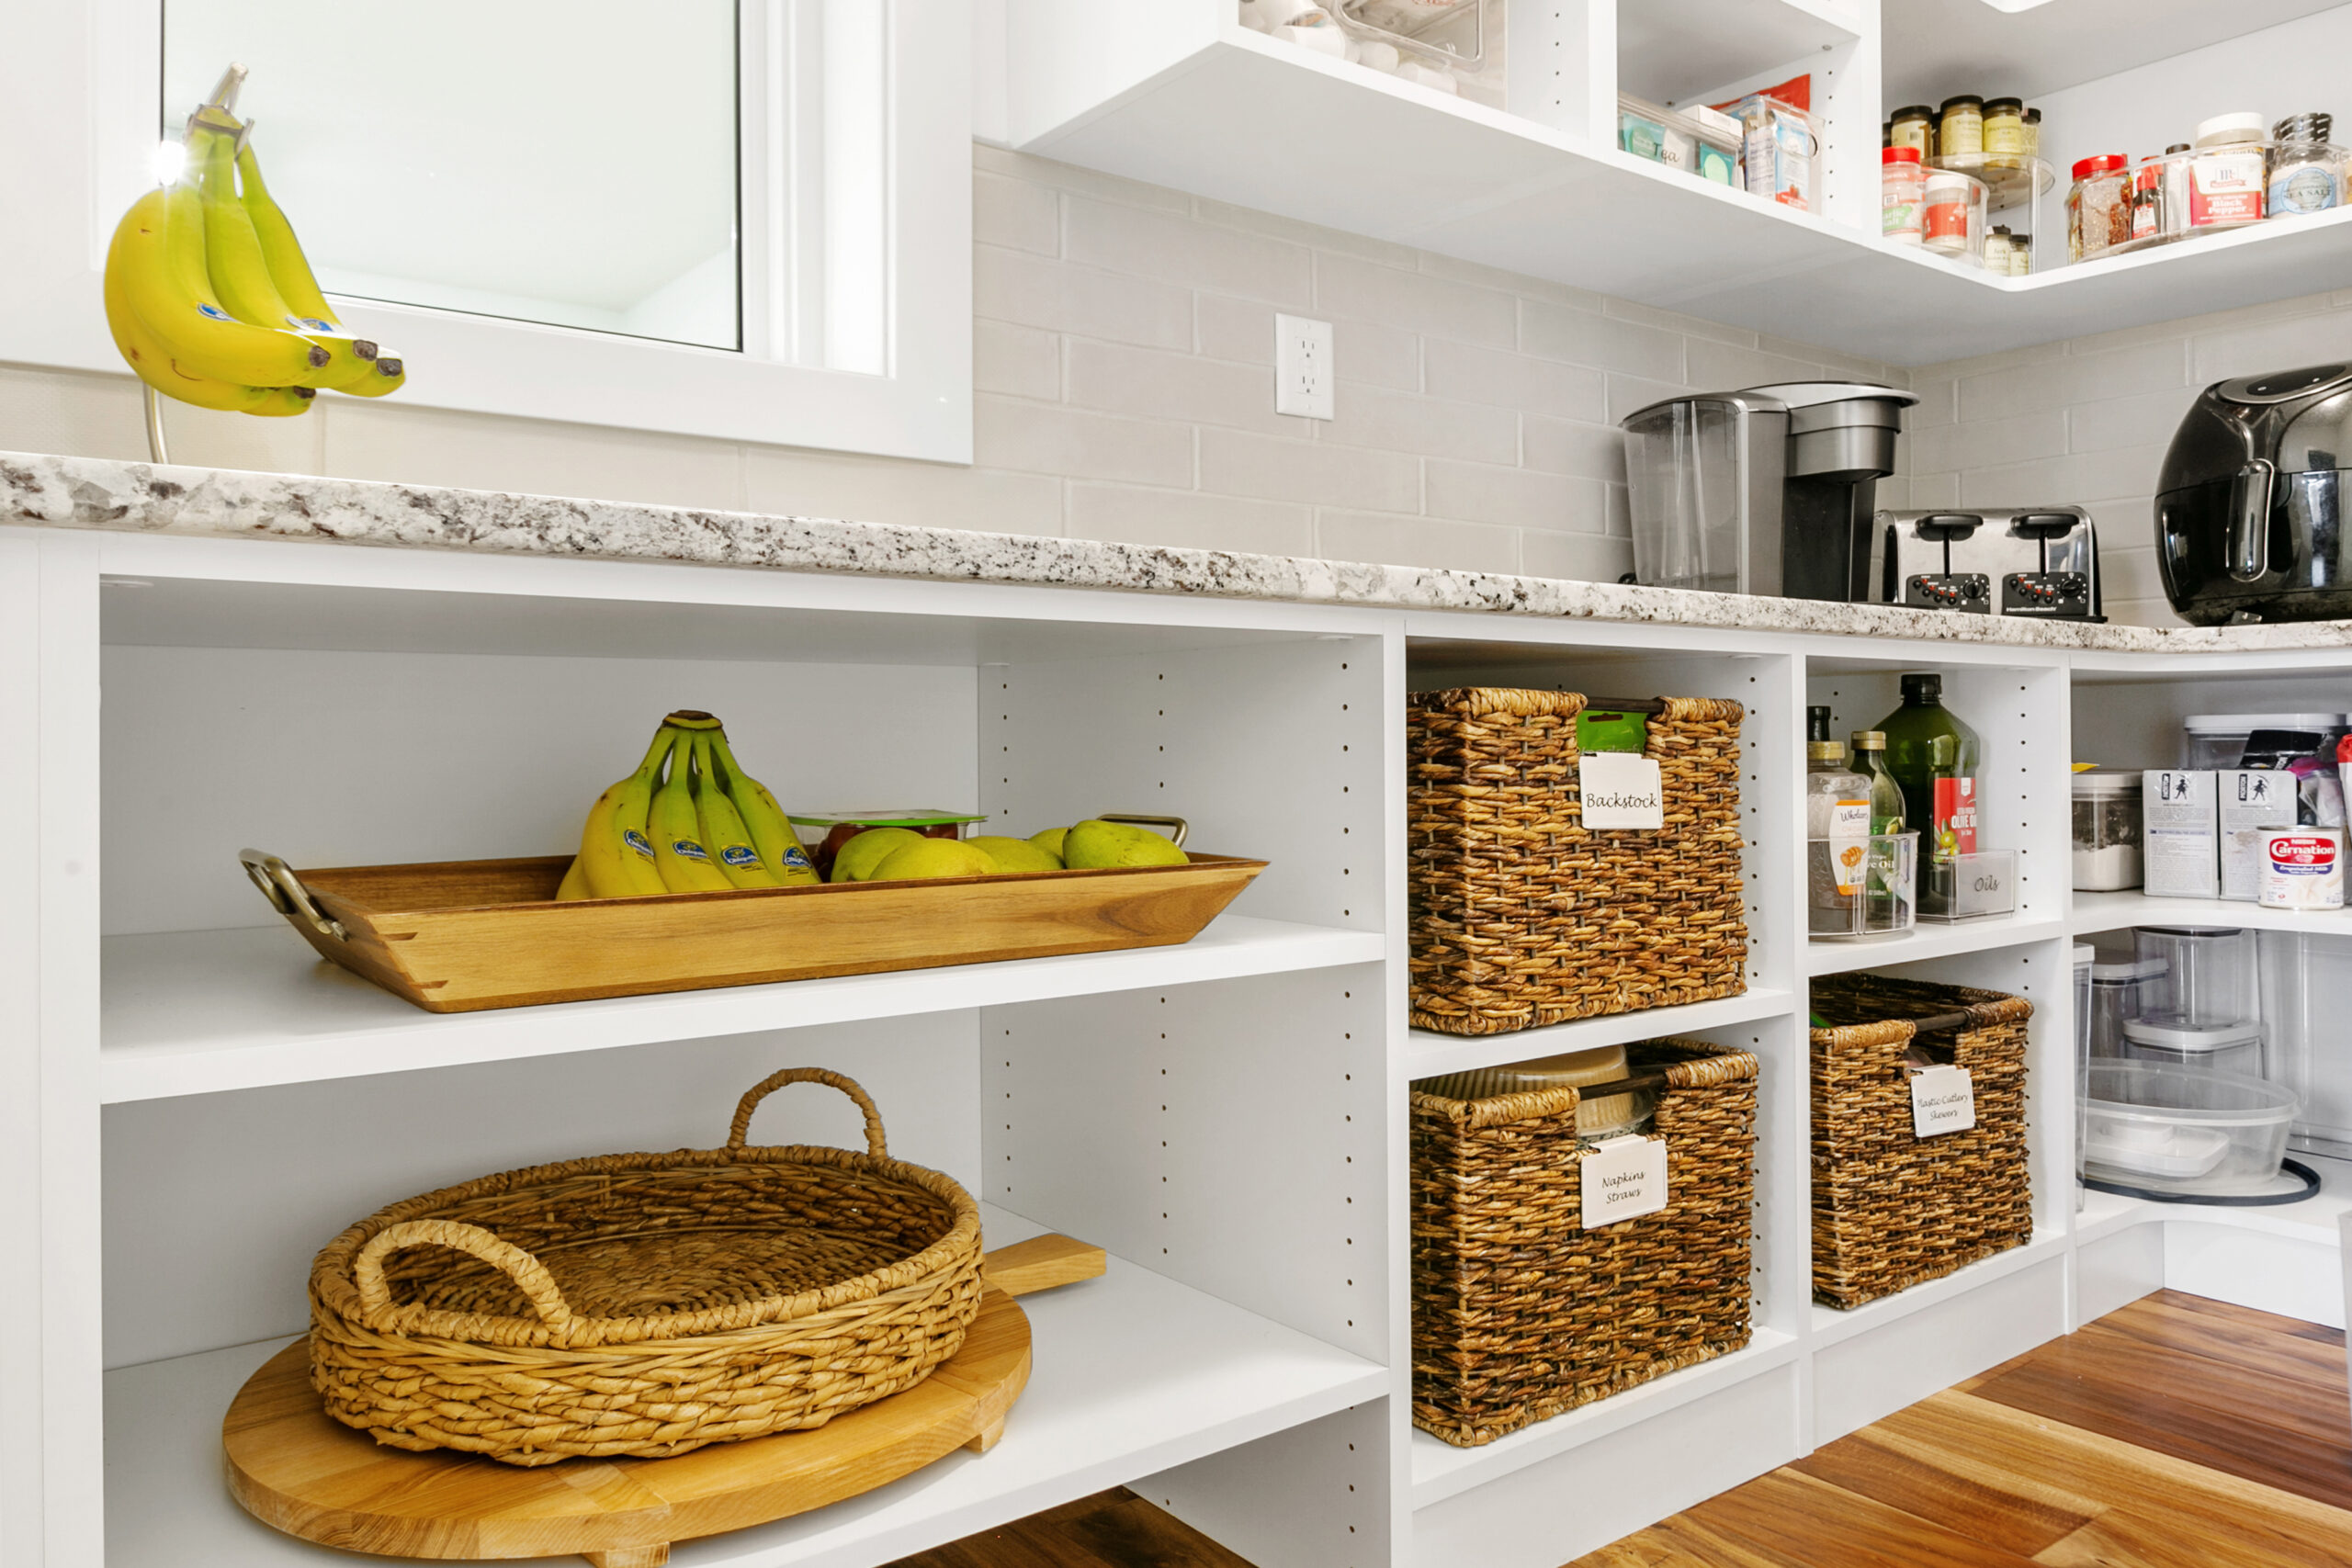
[2087, 956, 2165, 1059]
[1618, 93, 1740, 186]
[2255, 929, 2352, 1156]
[2082, 1061, 2298, 1196]
[2120, 1016, 2265, 1075]
[2073, 770, 2144, 889]
[1809, 831, 1918, 939]
[2137, 925, 2260, 1029]
[1922, 168, 1986, 258]
[2074, 943, 2095, 1206]
[2068, 154, 2133, 262]
[1732, 94, 1813, 210]
[2182, 712, 2348, 768]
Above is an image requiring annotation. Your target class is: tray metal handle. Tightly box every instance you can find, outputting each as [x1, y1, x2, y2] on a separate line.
[354, 1218, 576, 1335]
[1093, 812, 1188, 849]
[729, 1066, 889, 1156]
[238, 848, 348, 941]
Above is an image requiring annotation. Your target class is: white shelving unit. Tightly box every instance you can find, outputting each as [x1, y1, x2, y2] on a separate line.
[13, 511, 2352, 1568]
[1000, 2, 2352, 363]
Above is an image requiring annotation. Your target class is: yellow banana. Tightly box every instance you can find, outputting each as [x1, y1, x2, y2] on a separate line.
[691, 734, 781, 888]
[111, 173, 328, 388]
[245, 386, 316, 417]
[578, 726, 673, 898]
[195, 129, 377, 389]
[103, 233, 273, 412]
[235, 134, 402, 395]
[650, 731, 734, 893]
[711, 730, 820, 885]
[554, 857, 589, 901]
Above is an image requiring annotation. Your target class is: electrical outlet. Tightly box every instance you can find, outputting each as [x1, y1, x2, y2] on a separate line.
[1274, 313, 1334, 420]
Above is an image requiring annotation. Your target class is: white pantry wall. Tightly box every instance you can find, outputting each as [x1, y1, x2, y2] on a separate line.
[1902, 287, 2352, 628]
[0, 143, 1898, 584]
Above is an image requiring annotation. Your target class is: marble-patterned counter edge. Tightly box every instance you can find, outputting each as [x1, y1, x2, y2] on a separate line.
[6, 448, 2344, 655]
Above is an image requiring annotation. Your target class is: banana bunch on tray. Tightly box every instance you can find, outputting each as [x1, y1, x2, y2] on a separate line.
[105, 66, 405, 417]
[561, 713, 821, 899]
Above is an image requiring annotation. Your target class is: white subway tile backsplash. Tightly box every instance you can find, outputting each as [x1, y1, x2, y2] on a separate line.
[1064, 196, 1313, 307]
[973, 394, 1193, 486]
[974, 174, 1057, 256]
[1190, 196, 1424, 271]
[1193, 293, 1276, 366]
[1606, 373, 1697, 426]
[1068, 482, 1313, 556]
[1193, 295, 1419, 390]
[1312, 254, 1517, 349]
[1424, 460, 1605, 533]
[1906, 375, 1957, 428]
[1521, 528, 1634, 582]
[974, 246, 1193, 349]
[744, 448, 1064, 536]
[1063, 339, 1294, 435]
[1957, 444, 2168, 511]
[1317, 509, 1520, 574]
[0, 365, 145, 465]
[2189, 307, 2352, 384]
[1322, 383, 1520, 465]
[1521, 414, 1625, 481]
[1197, 427, 1418, 512]
[1683, 339, 1821, 391]
[324, 401, 735, 508]
[1601, 297, 1756, 348]
[1519, 299, 1683, 382]
[975, 320, 1060, 400]
[1907, 409, 2067, 476]
[2067, 386, 2199, 454]
[1420, 338, 1606, 422]
[1958, 339, 2187, 420]
[975, 143, 1191, 213]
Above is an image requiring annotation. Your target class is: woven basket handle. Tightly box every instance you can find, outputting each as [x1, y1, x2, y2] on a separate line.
[352, 1218, 575, 1333]
[728, 1066, 888, 1156]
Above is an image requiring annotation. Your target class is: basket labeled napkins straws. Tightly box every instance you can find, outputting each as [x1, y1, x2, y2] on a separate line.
[306, 1068, 982, 1467]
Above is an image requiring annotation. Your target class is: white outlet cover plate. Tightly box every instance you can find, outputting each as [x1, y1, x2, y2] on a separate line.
[1274, 313, 1334, 421]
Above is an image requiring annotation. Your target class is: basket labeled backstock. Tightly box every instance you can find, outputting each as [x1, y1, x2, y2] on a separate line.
[1410, 1039, 1759, 1447]
[307, 1068, 982, 1467]
[1810, 975, 2034, 1310]
[1408, 689, 1747, 1036]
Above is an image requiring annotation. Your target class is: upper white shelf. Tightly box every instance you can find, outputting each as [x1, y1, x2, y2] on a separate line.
[104, 1219, 1389, 1568]
[1807, 913, 2067, 976]
[1882, 0, 2346, 107]
[1008, 25, 2352, 366]
[2072, 889, 2352, 939]
[99, 916, 1385, 1103]
[1404, 988, 1793, 1081]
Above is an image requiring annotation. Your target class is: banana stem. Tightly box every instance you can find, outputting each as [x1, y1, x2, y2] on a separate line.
[205, 63, 248, 114]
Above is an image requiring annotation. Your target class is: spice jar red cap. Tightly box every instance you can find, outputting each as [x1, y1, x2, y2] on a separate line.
[1883, 145, 1922, 164]
[2072, 153, 2129, 179]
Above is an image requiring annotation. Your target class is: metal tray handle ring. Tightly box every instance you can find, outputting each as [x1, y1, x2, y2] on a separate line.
[238, 848, 349, 942]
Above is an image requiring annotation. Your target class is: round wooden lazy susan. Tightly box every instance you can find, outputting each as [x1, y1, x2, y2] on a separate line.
[224, 1236, 1101, 1568]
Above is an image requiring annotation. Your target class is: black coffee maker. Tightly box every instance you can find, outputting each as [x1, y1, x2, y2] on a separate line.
[2158, 363, 2352, 625]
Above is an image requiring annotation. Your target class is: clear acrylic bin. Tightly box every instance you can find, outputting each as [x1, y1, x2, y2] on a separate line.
[1810, 831, 1917, 940]
[1921, 849, 2017, 921]
[2083, 1061, 2298, 1196]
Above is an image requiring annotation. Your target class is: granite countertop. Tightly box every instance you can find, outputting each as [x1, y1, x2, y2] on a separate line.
[8, 449, 2350, 656]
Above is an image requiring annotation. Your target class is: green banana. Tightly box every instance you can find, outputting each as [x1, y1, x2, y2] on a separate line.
[710, 730, 820, 885]
[110, 161, 329, 388]
[691, 734, 781, 888]
[195, 128, 377, 389]
[650, 730, 734, 893]
[234, 134, 403, 395]
[577, 726, 673, 898]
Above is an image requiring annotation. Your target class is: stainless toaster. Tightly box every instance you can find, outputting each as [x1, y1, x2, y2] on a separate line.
[1871, 507, 2102, 620]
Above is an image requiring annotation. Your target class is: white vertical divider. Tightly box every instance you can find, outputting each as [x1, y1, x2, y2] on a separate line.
[1500, 0, 1610, 145]
[0, 536, 47, 1568]
[33, 534, 103, 1568]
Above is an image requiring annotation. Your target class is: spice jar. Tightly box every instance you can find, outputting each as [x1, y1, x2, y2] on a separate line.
[2268, 114, 2343, 217]
[2190, 112, 2268, 228]
[2008, 231, 2031, 276]
[1889, 104, 1934, 157]
[1883, 145, 1925, 242]
[1939, 95, 1984, 156]
[1984, 225, 2013, 272]
[2020, 107, 2042, 158]
[1923, 169, 1984, 256]
[2068, 154, 2132, 262]
[1984, 97, 2025, 156]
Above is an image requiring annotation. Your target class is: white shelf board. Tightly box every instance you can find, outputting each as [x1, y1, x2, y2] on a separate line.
[1407, 1328, 1800, 1510]
[2071, 889, 2352, 939]
[1013, 28, 2352, 365]
[99, 916, 1385, 1103]
[1808, 1227, 2068, 1346]
[1404, 988, 1795, 1080]
[1805, 914, 2067, 976]
[2078, 1151, 2352, 1248]
[103, 1234, 1388, 1568]
[1620, 0, 1860, 108]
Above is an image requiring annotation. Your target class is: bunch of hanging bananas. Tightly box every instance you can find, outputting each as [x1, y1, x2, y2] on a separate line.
[559, 713, 822, 900]
[104, 70, 405, 418]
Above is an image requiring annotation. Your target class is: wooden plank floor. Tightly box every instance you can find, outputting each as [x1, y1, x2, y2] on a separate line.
[888, 1291, 2351, 1568]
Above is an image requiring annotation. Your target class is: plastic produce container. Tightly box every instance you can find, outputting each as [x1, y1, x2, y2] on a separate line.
[2137, 925, 2259, 1028]
[2073, 770, 2143, 889]
[2087, 956, 2165, 1059]
[2082, 1061, 2298, 1196]
[2183, 712, 2347, 768]
[2120, 1016, 2264, 1075]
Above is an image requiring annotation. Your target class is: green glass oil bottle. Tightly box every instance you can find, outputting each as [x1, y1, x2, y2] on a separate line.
[1878, 672, 1980, 915]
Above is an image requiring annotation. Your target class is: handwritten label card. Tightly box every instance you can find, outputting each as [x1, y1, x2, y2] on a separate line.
[1579, 752, 1665, 831]
[1910, 1064, 1976, 1137]
[1581, 1134, 1669, 1227]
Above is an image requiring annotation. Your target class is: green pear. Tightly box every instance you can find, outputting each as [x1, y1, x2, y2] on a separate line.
[870, 838, 998, 881]
[831, 826, 923, 883]
[1062, 818, 1188, 869]
[968, 834, 1062, 873]
[1029, 827, 1069, 859]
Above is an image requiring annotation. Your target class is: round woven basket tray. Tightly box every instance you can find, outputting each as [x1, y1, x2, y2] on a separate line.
[307, 1067, 983, 1468]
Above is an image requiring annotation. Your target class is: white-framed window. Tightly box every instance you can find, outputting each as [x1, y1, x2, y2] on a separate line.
[5, 0, 972, 463]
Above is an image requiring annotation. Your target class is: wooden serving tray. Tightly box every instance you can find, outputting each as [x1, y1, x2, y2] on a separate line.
[224, 1235, 1105, 1567]
[242, 850, 1266, 1012]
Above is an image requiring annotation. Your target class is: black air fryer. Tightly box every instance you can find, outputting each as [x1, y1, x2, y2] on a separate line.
[2158, 363, 2352, 625]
